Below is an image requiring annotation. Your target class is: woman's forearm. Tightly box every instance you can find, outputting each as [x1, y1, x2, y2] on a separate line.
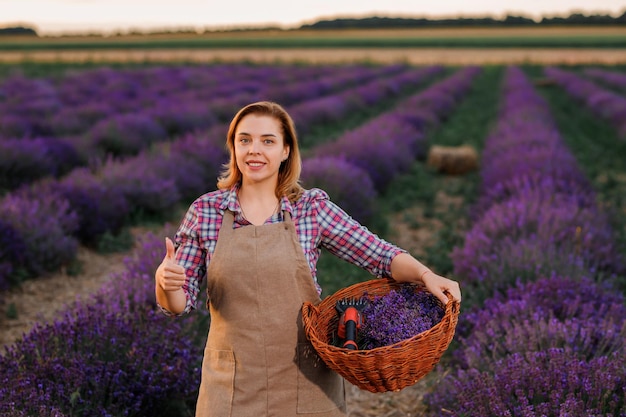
[390, 252, 462, 304]
[390, 252, 431, 284]
[155, 284, 187, 315]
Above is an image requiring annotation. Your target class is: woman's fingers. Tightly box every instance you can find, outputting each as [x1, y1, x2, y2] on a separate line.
[423, 273, 461, 304]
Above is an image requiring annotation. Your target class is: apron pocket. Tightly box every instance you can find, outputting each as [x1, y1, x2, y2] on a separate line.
[296, 342, 345, 414]
[196, 348, 235, 417]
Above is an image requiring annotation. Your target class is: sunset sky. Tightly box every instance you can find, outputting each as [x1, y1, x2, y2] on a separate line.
[2, 0, 624, 35]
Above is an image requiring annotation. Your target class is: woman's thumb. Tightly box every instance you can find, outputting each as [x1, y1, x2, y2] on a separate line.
[165, 237, 176, 260]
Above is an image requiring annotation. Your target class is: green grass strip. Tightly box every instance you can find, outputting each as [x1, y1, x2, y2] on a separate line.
[2, 36, 626, 50]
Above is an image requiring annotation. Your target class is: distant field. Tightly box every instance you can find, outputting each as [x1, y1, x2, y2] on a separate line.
[2, 26, 626, 48]
[1, 26, 625, 64]
[2, 47, 625, 65]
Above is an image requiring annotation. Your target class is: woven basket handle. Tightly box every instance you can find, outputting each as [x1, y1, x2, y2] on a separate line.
[443, 290, 460, 313]
[301, 301, 319, 334]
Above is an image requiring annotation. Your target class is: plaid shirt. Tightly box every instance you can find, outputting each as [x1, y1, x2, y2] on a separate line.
[167, 185, 404, 315]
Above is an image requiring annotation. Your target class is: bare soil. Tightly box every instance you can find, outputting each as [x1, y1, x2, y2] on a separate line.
[0, 237, 134, 350]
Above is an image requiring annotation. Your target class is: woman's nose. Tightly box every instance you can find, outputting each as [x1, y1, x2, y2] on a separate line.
[249, 139, 261, 154]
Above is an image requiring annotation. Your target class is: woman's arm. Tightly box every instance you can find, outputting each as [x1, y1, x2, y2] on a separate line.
[390, 252, 461, 304]
[154, 198, 208, 316]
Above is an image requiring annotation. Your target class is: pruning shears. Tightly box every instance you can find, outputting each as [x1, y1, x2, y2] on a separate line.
[335, 298, 367, 350]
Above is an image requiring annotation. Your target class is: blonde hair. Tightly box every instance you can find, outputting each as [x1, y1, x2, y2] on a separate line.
[217, 101, 304, 202]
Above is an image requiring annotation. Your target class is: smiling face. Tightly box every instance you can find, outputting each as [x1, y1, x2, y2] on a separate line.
[234, 113, 290, 188]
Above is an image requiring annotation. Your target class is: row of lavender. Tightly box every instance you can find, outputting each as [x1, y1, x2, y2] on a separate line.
[584, 67, 626, 93]
[0, 64, 438, 290]
[0, 64, 406, 191]
[302, 66, 481, 222]
[544, 66, 626, 138]
[0, 66, 483, 416]
[424, 67, 625, 416]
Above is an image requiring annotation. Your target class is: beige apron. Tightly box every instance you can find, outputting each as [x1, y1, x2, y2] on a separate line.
[195, 210, 346, 417]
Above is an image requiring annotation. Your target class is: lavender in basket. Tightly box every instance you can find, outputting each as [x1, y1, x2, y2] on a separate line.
[359, 285, 444, 350]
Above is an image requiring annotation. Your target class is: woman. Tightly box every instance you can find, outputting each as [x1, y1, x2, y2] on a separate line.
[155, 101, 461, 416]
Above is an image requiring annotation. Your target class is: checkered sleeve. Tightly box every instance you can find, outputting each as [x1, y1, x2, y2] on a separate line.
[315, 193, 406, 278]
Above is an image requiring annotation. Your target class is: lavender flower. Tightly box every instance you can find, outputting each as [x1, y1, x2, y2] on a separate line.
[60, 168, 130, 242]
[584, 67, 626, 93]
[359, 284, 444, 350]
[545, 66, 626, 138]
[98, 155, 180, 217]
[0, 190, 78, 277]
[47, 101, 114, 136]
[0, 307, 202, 417]
[301, 156, 377, 224]
[85, 113, 167, 158]
[0, 139, 56, 190]
[454, 277, 625, 372]
[424, 349, 625, 417]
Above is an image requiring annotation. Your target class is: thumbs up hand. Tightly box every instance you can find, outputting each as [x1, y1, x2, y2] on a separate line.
[156, 237, 186, 292]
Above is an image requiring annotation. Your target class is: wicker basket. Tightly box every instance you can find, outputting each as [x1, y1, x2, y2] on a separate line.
[301, 278, 460, 393]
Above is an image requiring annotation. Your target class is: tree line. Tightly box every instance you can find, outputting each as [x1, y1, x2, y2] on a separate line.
[301, 12, 626, 30]
[1, 11, 625, 37]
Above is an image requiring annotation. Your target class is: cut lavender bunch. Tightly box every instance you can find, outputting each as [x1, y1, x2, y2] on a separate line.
[359, 285, 444, 350]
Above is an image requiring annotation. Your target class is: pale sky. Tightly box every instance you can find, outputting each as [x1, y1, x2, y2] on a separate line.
[1, 0, 624, 35]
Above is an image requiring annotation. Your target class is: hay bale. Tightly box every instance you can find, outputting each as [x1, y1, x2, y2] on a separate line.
[426, 144, 479, 175]
[534, 78, 557, 87]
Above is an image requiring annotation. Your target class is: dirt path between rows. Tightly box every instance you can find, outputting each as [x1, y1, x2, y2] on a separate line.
[0, 237, 135, 350]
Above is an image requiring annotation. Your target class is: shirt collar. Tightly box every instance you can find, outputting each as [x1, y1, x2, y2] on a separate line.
[221, 184, 295, 218]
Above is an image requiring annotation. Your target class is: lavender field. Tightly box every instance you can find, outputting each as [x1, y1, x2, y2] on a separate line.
[0, 62, 625, 416]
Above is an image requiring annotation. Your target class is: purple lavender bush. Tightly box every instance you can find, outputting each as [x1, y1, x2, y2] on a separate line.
[313, 115, 418, 192]
[452, 186, 621, 299]
[288, 66, 441, 138]
[359, 284, 444, 350]
[471, 171, 595, 221]
[584, 67, 626, 93]
[479, 129, 588, 193]
[0, 306, 202, 417]
[59, 168, 130, 244]
[85, 113, 167, 158]
[545, 66, 626, 138]
[453, 276, 626, 371]
[39, 137, 84, 176]
[0, 137, 83, 191]
[0, 191, 78, 279]
[0, 75, 59, 137]
[424, 348, 625, 417]
[0, 226, 208, 416]
[47, 101, 114, 136]
[166, 130, 230, 198]
[301, 156, 377, 224]
[0, 139, 56, 191]
[147, 98, 218, 136]
[98, 156, 180, 219]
